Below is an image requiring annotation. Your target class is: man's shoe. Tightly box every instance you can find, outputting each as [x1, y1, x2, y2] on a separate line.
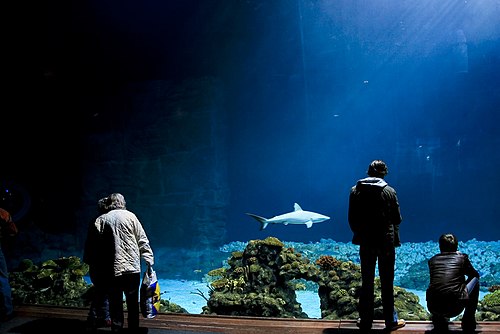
[356, 318, 372, 330]
[461, 321, 477, 333]
[385, 319, 406, 331]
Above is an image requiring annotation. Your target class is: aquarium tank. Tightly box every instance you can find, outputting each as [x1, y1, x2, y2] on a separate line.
[1, 0, 499, 320]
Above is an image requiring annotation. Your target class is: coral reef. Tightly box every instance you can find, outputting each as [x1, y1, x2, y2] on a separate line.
[7, 241, 499, 321]
[9, 256, 187, 313]
[397, 260, 430, 290]
[202, 237, 318, 318]
[315, 255, 429, 320]
[158, 299, 189, 314]
[476, 285, 500, 321]
[218, 238, 500, 292]
[10, 256, 90, 307]
[203, 238, 429, 320]
[315, 255, 362, 319]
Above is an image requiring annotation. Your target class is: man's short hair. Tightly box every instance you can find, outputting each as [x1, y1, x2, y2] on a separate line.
[439, 233, 458, 252]
[367, 160, 388, 177]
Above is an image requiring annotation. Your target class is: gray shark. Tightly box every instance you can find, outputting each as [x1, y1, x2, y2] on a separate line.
[246, 203, 330, 230]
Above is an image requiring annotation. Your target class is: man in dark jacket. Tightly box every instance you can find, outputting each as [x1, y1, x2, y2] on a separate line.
[348, 160, 405, 332]
[427, 233, 480, 332]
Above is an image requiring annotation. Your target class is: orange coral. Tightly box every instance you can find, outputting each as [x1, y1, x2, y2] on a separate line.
[315, 255, 342, 270]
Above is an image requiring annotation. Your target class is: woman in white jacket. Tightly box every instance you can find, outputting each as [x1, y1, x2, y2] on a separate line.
[94, 193, 154, 333]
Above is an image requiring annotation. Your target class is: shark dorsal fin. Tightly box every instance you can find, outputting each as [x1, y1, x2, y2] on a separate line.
[294, 203, 302, 211]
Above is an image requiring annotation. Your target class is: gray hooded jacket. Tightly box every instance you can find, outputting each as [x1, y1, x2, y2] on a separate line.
[348, 177, 402, 248]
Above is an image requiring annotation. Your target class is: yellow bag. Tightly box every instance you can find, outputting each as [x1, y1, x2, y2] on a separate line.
[140, 267, 161, 318]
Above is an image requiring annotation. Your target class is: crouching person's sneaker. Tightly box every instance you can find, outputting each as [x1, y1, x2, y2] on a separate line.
[385, 319, 406, 331]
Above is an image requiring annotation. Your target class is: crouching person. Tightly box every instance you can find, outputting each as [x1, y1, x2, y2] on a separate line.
[426, 233, 480, 333]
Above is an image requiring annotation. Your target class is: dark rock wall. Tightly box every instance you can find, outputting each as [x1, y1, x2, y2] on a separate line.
[76, 77, 229, 252]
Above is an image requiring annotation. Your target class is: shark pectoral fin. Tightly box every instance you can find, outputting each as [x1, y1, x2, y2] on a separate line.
[283, 222, 289, 226]
[305, 220, 313, 228]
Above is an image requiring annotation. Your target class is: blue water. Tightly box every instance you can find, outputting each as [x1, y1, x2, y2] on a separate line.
[3, 0, 499, 293]
[221, 0, 500, 245]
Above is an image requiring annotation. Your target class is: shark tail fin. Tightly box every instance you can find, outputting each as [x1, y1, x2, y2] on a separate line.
[245, 213, 269, 230]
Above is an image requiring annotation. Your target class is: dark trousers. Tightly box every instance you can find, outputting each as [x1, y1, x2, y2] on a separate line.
[463, 277, 480, 325]
[87, 270, 111, 323]
[109, 272, 141, 330]
[430, 277, 479, 330]
[88, 284, 110, 322]
[358, 245, 398, 328]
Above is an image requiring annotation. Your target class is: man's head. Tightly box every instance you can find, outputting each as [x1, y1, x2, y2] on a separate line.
[367, 160, 388, 178]
[439, 233, 458, 252]
[108, 193, 126, 210]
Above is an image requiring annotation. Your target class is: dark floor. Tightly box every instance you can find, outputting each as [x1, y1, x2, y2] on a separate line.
[1, 305, 499, 334]
[0, 316, 217, 334]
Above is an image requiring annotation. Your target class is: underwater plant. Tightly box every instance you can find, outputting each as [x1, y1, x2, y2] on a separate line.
[476, 286, 500, 321]
[9, 256, 90, 307]
[8, 256, 187, 313]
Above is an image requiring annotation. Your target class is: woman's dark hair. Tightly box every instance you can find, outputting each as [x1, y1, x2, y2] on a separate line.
[97, 197, 111, 214]
[439, 233, 458, 252]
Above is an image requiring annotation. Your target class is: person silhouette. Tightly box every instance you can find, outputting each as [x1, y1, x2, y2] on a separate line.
[348, 160, 405, 331]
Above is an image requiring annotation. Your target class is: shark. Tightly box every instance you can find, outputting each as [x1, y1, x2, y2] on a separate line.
[246, 203, 330, 230]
